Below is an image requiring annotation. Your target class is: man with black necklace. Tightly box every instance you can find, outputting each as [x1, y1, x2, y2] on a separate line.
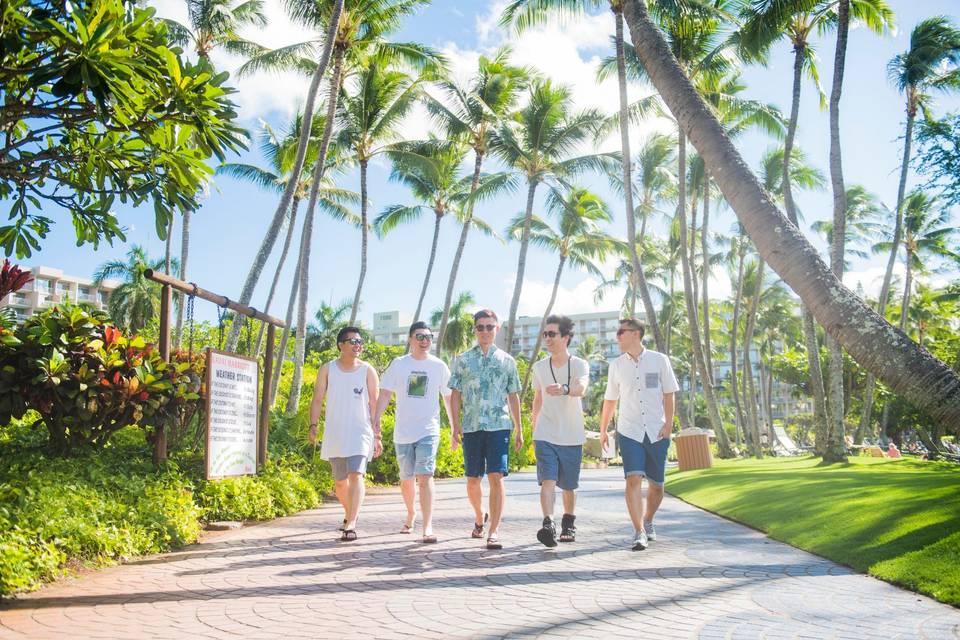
[530, 315, 590, 547]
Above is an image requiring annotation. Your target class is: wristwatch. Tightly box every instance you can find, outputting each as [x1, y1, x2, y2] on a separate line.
[562, 384, 570, 395]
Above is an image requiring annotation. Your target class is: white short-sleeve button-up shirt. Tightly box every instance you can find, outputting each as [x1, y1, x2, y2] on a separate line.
[603, 348, 679, 443]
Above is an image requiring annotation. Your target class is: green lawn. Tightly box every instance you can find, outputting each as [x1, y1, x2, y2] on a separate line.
[666, 456, 960, 607]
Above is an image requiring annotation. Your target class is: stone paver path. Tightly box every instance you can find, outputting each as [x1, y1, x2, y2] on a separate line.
[2, 468, 958, 639]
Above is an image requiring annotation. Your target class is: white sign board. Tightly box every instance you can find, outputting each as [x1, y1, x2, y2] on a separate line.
[205, 349, 259, 479]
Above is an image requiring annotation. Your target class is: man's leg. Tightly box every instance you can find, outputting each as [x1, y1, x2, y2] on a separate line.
[400, 479, 416, 528]
[335, 480, 348, 512]
[540, 479, 557, 518]
[645, 482, 664, 521]
[344, 472, 365, 529]
[487, 472, 505, 536]
[418, 474, 434, 536]
[462, 432, 486, 529]
[625, 475, 645, 533]
[562, 489, 576, 515]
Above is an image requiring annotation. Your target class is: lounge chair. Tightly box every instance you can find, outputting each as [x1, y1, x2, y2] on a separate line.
[773, 427, 811, 456]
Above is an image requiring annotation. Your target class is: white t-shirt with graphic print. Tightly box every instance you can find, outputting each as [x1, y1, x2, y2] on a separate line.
[380, 353, 452, 444]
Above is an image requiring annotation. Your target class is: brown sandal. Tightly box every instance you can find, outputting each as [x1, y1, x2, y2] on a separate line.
[340, 529, 357, 542]
[422, 534, 438, 544]
[471, 513, 489, 539]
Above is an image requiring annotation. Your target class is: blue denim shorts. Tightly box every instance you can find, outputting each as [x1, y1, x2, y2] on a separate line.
[535, 440, 583, 490]
[329, 455, 368, 482]
[619, 433, 670, 485]
[395, 434, 440, 480]
[462, 429, 510, 478]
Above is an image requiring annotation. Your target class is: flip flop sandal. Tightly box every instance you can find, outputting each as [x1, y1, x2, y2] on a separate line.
[471, 513, 489, 539]
[485, 535, 503, 550]
[340, 529, 358, 542]
[422, 534, 438, 544]
[400, 522, 414, 534]
[338, 519, 346, 532]
[559, 514, 576, 542]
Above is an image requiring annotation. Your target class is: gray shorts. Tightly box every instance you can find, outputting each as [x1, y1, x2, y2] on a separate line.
[329, 455, 368, 481]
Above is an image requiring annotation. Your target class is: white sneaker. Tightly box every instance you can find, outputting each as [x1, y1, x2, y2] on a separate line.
[644, 521, 656, 541]
[632, 530, 648, 551]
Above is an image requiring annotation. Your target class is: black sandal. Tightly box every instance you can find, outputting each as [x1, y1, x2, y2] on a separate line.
[340, 529, 357, 542]
[471, 513, 489, 539]
[559, 514, 576, 543]
[536, 517, 557, 548]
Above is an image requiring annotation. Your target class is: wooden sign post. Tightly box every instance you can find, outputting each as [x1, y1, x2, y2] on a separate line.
[145, 270, 284, 470]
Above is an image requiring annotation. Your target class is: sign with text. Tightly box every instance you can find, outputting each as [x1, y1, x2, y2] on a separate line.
[205, 349, 259, 479]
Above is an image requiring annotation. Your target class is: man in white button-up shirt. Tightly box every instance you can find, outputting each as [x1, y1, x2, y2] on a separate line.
[600, 318, 678, 551]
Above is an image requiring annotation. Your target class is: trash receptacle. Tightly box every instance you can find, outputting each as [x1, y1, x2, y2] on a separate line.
[675, 428, 713, 472]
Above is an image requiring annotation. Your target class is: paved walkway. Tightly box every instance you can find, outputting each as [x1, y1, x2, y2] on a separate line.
[2, 468, 958, 639]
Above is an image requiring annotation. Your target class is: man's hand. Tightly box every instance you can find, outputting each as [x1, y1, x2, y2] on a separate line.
[308, 424, 318, 446]
[600, 430, 608, 451]
[514, 427, 524, 452]
[452, 426, 462, 451]
[658, 423, 672, 440]
[373, 436, 383, 458]
[545, 383, 564, 396]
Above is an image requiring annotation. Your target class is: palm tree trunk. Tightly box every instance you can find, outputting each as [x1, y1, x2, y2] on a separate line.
[621, 0, 960, 429]
[899, 249, 914, 332]
[412, 211, 443, 325]
[437, 151, 484, 355]
[743, 259, 765, 457]
[730, 238, 747, 450]
[823, 0, 851, 463]
[225, 0, 344, 351]
[677, 130, 732, 457]
[164, 218, 174, 275]
[615, 8, 665, 351]
[173, 209, 191, 349]
[256, 198, 300, 356]
[271, 250, 301, 407]
[505, 180, 540, 354]
[701, 175, 714, 382]
[349, 158, 370, 326]
[521, 256, 567, 396]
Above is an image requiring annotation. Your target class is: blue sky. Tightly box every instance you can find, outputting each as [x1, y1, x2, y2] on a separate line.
[26, 1, 960, 326]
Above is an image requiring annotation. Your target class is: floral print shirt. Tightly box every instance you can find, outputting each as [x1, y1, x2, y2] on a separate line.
[449, 344, 521, 433]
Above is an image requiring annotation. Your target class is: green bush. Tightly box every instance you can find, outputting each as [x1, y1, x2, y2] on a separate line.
[0, 529, 64, 595]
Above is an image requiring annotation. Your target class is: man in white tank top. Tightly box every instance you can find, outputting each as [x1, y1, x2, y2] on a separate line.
[309, 327, 381, 542]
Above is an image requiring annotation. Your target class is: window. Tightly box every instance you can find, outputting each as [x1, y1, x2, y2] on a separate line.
[35, 279, 51, 293]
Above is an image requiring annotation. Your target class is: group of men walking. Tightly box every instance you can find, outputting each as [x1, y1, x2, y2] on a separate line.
[308, 309, 678, 552]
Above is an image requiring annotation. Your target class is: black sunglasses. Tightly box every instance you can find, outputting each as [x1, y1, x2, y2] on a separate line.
[413, 333, 434, 342]
[475, 324, 496, 332]
[342, 338, 364, 346]
[542, 330, 562, 338]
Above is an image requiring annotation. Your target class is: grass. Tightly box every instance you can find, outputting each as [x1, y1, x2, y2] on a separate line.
[666, 455, 960, 607]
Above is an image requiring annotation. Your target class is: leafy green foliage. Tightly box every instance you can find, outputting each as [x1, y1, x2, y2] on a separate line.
[0, 0, 247, 257]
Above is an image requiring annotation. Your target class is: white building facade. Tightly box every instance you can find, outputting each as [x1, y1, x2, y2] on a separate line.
[0, 266, 117, 323]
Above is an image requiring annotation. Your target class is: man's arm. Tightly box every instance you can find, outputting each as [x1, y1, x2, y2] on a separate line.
[531, 388, 543, 429]
[367, 366, 382, 457]
[373, 389, 394, 431]
[569, 359, 589, 397]
[449, 389, 462, 450]
[508, 392, 523, 451]
[660, 391, 675, 439]
[308, 364, 329, 445]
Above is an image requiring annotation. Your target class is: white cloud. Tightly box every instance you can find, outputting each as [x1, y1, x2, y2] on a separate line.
[512, 276, 621, 316]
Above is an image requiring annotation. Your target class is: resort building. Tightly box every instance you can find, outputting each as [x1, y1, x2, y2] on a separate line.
[0, 266, 118, 323]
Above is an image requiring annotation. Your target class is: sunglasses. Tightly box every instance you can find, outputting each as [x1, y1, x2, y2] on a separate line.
[475, 324, 496, 332]
[413, 333, 434, 342]
[342, 338, 364, 346]
[616, 328, 639, 337]
[542, 330, 563, 338]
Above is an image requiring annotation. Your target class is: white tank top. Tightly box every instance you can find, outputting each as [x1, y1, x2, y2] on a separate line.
[319, 360, 373, 460]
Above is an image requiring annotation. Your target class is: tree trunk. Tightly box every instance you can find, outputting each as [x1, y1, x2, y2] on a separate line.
[701, 174, 714, 383]
[437, 151, 484, 355]
[729, 237, 747, 450]
[621, 0, 960, 429]
[270, 248, 301, 406]
[225, 0, 344, 351]
[164, 218, 173, 275]
[677, 130, 733, 456]
[255, 198, 300, 356]
[174, 209, 191, 349]
[521, 256, 567, 396]
[823, 0, 850, 463]
[743, 259, 765, 458]
[412, 211, 443, 325]
[505, 180, 540, 354]
[615, 9, 665, 351]
[898, 247, 914, 332]
[349, 158, 370, 326]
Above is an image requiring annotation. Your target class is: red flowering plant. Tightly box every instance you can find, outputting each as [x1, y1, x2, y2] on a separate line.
[0, 304, 204, 454]
[0, 259, 32, 340]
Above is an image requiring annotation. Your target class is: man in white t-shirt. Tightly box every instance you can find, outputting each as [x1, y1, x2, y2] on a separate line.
[374, 321, 452, 543]
[531, 315, 590, 548]
[600, 317, 679, 552]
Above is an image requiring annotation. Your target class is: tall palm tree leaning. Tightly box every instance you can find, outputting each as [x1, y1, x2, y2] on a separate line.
[93, 247, 178, 334]
[163, 0, 268, 348]
[501, 0, 667, 353]
[494, 79, 612, 354]
[430, 291, 476, 358]
[426, 48, 529, 355]
[619, 0, 960, 430]
[375, 139, 511, 326]
[507, 187, 614, 394]
[861, 16, 960, 436]
[337, 54, 424, 326]
[738, 0, 893, 459]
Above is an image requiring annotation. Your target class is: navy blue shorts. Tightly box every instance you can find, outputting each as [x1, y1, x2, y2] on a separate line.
[619, 433, 670, 485]
[462, 430, 510, 478]
[535, 440, 583, 490]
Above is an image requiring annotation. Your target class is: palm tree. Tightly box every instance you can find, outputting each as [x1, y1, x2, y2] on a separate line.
[493, 79, 612, 353]
[375, 139, 513, 326]
[305, 298, 354, 353]
[430, 291, 475, 358]
[620, 0, 960, 430]
[93, 247, 178, 334]
[426, 48, 530, 354]
[860, 17, 960, 433]
[337, 55, 423, 326]
[227, 0, 442, 350]
[506, 187, 614, 393]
